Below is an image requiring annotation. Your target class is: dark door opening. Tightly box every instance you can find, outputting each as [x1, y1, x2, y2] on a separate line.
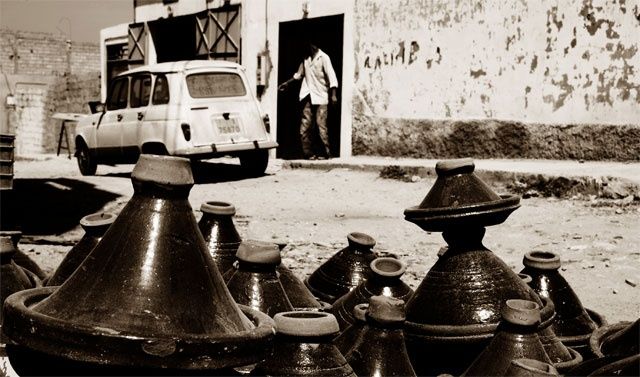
[148, 15, 197, 63]
[276, 15, 344, 159]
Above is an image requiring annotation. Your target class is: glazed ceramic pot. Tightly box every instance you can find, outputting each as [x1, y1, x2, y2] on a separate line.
[403, 158, 535, 376]
[333, 303, 369, 355]
[520, 250, 605, 357]
[463, 299, 553, 376]
[277, 263, 324, 310]
[2, 155, 274, 373]
[589, 319, 638, 359]
[305, 232, 379, 304]
[0, 230, 47, 280]
[46, 212, 116, 286]
[198, 201, 242, 274]
[225, 240, 294, 317]
[505, 359, 559, 377]
[343, 296, 416, 377]
[1, 236, 40, 339]
[252, 311, 355, 377]
[331, 257, 413, 330]
[566, 354, 640, 377]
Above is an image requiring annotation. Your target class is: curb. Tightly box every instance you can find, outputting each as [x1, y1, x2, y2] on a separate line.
[282, 160, 640, 200]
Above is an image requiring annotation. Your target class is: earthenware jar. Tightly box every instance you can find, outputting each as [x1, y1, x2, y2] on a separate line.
[403, 158, 531, 376]
[1, 236, 40, 338]
[2, 155, 274, 374]
[305, 232, 379, 304]
[343, 296, 416, 377]
[0, 230, 47, 280]
[520, 250, 604, 357]
[252, 311, 355, 377]
[225, 240, 294, 317]
[463, 299, 553, 376]
[589, 319, 639, 359]
[333, 304, 369, 355]
[331, 257, 413, 330]
[198, 201, 242, 274]
[505, 359, 559, 377]
[46, 212, 116, 286]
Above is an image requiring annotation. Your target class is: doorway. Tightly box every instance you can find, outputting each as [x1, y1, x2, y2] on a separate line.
[276, 15, 344, 159]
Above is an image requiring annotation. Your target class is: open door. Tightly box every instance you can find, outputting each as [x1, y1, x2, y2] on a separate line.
[277, 15, 344, 159]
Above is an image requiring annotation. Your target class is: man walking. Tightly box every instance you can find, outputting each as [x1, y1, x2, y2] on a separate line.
[279, 42, 338, 159]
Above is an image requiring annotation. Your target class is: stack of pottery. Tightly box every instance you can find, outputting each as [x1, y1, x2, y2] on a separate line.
[46, 212, 116, 286]
[402, 158, 540, 376]
[306, 232, 379, 304]
[342, 296, 416, 377]
[2, 155, 274, 375]
[520, 250, 605, 359]
[252, 311, 355, 376]
[199, 200, 323, 310]
[463, 299, 553, 376]
[224, 240, 294, 317]
[330, 257, 413, 330]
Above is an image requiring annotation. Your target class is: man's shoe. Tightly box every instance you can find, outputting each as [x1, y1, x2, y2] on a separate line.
[308, 155, 318, 160]
[317, 156, 326, 160]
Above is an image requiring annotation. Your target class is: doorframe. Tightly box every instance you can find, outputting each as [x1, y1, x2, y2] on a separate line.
[265, 4, 354, 158]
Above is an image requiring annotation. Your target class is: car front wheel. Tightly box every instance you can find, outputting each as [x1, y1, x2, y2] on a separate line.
[77, 143, 97, 176]
[239, 149, 269, 177]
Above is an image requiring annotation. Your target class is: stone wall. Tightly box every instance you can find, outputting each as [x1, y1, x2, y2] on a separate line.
[0, 29, 100, 155]
[352, 0, 640, 160]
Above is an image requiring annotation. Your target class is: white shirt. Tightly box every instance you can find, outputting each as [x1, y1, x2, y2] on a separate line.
[293, 49, 339, 105]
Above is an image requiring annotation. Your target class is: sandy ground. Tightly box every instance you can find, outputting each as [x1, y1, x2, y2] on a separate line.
[9, 156, 640, 323]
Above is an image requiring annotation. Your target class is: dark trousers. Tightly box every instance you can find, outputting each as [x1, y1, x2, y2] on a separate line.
[300, 97, 330, 158]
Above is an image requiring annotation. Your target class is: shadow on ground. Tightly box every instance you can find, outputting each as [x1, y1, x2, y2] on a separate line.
[101, 160, 268, 184]
[1, 178, 121, 235]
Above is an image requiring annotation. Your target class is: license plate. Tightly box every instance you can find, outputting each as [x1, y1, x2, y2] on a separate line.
[214, 118, 241, 134]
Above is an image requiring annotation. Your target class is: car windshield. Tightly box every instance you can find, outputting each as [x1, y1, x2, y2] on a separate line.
[186, 72, 246, 98]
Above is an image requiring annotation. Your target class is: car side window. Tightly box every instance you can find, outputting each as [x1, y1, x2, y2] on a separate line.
[130, 74, 152, 108]
[106, 77, 129, 110]
[152, 74, 170, 105]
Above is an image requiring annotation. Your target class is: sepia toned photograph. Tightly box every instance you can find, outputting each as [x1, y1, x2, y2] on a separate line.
[0, 0, 638, 376]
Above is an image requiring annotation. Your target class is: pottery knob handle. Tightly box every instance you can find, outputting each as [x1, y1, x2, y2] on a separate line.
[347, 232, 376, 250]
[201, 201, 236, 216]
[435, 158, 475, 176]
[502, 299, 541, 326]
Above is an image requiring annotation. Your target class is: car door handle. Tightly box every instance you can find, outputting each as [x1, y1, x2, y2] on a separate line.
[117, 114, 123, 122]
[137, 112, 144, 121]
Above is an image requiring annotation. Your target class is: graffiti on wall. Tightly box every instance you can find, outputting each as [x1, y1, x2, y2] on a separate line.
[353, 0, 640, 124]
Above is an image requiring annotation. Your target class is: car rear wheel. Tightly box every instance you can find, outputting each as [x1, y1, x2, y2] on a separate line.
[239, 149, 269, 177]
[77, 143, 97, 176]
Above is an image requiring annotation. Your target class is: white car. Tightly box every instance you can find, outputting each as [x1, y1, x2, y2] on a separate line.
[75, 60, 277, 176]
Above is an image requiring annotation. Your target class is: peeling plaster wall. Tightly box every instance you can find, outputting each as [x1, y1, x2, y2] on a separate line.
[353, 0, 640, 160]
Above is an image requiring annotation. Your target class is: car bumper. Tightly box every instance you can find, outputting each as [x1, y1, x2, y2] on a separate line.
[174, 139, 278, 157]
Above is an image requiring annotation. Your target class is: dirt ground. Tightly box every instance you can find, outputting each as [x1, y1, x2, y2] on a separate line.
[8, 156, 640, 323]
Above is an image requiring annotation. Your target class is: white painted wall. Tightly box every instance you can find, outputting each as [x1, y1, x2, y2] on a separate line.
[354, 0, 640, 125]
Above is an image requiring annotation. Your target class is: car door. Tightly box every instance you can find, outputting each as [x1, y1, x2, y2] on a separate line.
[97, 77, 129, 159]
[124, 73, 152, 158]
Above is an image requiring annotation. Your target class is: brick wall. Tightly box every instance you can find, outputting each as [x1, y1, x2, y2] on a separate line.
[0, 29, 100, 155]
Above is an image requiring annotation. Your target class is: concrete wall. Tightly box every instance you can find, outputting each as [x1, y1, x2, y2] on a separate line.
[0, 30, 100, 155]
[352, 0, 640, 160]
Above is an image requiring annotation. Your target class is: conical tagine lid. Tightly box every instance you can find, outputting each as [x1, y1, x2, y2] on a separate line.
[3, 155, 274, 370]
[46, 212, 116, 286]
[198, 200, 242, 274]
[404, 158, 520, 231]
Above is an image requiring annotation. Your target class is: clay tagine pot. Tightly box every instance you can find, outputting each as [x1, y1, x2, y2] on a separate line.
[519, 273, 583, 372]
[0, 230, 47, 280]
[46, 212, 116, 286]
[331, 257, 413, 330]
[224, 240, 294, 317]
[402, 158, 538, 375]
[505, 358, 559, 377]
[463, 299, 553, 376]
[198, 201, 242, 274]
[589, 319, 639, 359]
[1, 236, 41, 339]
[305, 232, 379, 304]
[520, 250, 605, 357]
[252, 311, 355, 377]
[2, 155, 274, 373]
[277, 262, 324, 310]
[333, 303, 369, 355]
[343, 296, 416, 377]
